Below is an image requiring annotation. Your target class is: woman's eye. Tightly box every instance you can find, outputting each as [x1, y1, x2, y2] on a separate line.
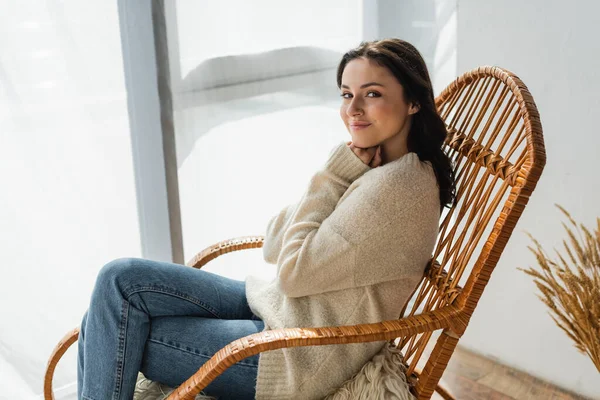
[340, 91, 380, 99]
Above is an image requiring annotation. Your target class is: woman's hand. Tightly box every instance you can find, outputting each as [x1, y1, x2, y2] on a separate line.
[347, 142, 382, 168]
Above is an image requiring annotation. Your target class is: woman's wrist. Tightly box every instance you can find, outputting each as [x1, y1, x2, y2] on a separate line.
[324, 142, 371, 182]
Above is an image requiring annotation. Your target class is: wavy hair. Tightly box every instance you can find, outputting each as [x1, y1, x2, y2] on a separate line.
[337, 39, 456, 209]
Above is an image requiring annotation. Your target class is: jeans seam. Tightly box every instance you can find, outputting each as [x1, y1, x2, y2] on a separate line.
[82, 395, 96, 400]
[147, 338, 259, 368]
[113, 299, 129, 399]
[123, 285, 221, 318]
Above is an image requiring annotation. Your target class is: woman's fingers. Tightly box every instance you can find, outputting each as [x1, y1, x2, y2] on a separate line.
[369, 146, 382, 168]
[348, 143, 368, 163]
[358, 148, 376, 165]
[348, 142, 379, 166]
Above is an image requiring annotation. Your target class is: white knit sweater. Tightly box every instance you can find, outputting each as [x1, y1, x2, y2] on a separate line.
[245, 142, 440, 399]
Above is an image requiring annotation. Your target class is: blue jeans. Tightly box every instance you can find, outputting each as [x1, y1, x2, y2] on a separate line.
[77, 258, 264, 400]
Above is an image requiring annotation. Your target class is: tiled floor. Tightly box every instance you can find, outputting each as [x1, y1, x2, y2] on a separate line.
[431, 346, 591, 400]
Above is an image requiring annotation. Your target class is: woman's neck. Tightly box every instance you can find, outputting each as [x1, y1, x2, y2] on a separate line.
[380, 130, 410, 165]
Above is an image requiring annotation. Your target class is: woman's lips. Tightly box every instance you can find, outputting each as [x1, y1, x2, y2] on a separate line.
[350, 123, 371, 130]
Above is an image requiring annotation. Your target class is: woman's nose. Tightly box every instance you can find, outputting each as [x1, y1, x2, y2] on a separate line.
[347, 98, 364, 116]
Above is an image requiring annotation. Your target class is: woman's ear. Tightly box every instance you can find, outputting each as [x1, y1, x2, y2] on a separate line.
[408, 102, 421, 115]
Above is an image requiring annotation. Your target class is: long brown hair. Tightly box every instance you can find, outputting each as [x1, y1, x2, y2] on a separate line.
[337, 39, 456, 209]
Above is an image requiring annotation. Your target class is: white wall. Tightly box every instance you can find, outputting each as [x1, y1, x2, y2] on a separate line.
[0, 2, 140, 398]
[457, 1, 600, 398]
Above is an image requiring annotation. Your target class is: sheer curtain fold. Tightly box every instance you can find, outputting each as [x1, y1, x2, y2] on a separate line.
[169, 1, 362, 280]
[0, 2, 139, 398]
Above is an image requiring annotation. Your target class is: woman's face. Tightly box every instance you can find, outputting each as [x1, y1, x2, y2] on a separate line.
[339, 57, 418, 149]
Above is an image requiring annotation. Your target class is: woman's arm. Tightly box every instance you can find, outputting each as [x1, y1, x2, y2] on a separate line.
[272, 142, 370, 296]
[273, 146, 439, 298]
[262, 142, 382, 265]
[262, 142, 371, 265]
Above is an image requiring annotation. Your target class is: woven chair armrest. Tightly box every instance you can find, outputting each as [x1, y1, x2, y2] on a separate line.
[166, 305, 465, 400]
[186, 236, 264, 269]
[44, 327, 80, 400]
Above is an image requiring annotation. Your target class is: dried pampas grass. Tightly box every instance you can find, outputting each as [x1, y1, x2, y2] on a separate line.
[520, 205, 600, 372]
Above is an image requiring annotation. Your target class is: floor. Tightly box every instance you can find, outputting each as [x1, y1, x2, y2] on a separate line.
[430, 346, 592, 400]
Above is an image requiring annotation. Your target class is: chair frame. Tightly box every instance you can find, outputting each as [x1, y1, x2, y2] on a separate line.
[44, 66, 545, 400]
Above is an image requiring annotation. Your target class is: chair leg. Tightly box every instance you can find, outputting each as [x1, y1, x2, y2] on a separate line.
[434, 383, 455, 400]
[415, 330, 460, 399]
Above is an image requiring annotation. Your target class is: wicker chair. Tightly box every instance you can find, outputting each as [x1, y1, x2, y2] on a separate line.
[44, 66, 546, 400]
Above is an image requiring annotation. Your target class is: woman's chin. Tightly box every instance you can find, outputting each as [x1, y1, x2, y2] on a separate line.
[350, 138, 375, 149]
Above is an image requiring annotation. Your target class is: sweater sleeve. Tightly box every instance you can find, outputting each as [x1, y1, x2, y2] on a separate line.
[273, 146, 439, 298]
[272, 142, 370, 297]
[262, 204, 296, 264]
[262, 142, 369, 264]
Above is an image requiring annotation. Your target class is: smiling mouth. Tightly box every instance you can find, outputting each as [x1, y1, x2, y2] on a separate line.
[350, 123, 371, 130]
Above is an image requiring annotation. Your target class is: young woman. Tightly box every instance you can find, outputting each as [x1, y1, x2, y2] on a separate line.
[77, 38, 455, 400]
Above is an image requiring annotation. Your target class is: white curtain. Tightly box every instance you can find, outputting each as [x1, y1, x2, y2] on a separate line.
[0, 1, 139, 398]
[0, 1, 363, 397]
[169, 0, 363, 280]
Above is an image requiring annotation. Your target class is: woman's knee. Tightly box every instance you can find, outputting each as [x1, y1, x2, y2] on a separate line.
[94, 257, 144, 293]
